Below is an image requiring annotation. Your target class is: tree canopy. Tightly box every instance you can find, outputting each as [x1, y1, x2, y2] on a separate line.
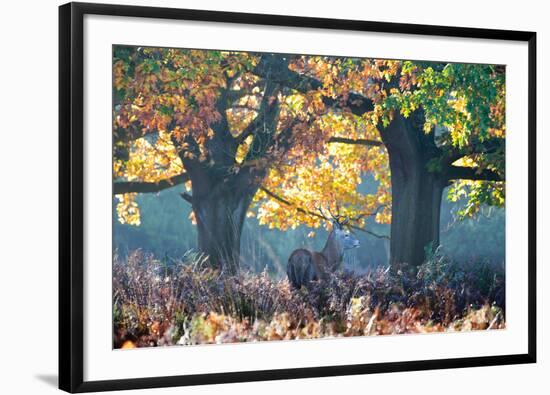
[113, 46, 504, 232]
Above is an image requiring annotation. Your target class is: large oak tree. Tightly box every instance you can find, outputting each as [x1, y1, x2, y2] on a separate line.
[113, 46, 505, 272]
[253, 57, 505, 269]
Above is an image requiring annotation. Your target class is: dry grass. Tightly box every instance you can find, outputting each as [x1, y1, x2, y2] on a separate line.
[113, 250, 505, 348]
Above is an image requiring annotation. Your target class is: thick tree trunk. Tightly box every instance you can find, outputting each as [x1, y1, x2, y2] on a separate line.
[389, 164, 445, 269]
[192, 188, 255, 275]
[381, 113, 446, 270]
[184, 158, 263, 274]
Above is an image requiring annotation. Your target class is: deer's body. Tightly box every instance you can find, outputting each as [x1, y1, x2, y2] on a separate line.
[286, 249, 327, 288]
[287, 221, 359, 289]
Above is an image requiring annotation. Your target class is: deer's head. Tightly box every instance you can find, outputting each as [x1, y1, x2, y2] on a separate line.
[331, 218, 360, 250]
[318, 207, 360, 251]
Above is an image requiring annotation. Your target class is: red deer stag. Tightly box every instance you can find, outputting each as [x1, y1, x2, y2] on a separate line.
[287, 211, 360, 289]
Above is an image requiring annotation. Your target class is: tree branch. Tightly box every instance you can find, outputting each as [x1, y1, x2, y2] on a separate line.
[114, 125, 148, 144]
[259, 187, 389, 239]
[444, 137, 505, 164]
[328, 137, 384, 147]
[351, 225, 390, 240]
[446, 166, 503, 182]
[113, 172, 190, 194]
[260, 186, 321, 218]
[349, 205, 388, 221]
[180, 192, 194, 204]
[244, 67, 281, 162]
[235, 119, 261, 145]
[253, 57, 374, 116]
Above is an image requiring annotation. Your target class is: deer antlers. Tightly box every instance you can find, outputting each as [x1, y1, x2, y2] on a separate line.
[317, 205, 349, 229]
[316, 203, 387, 229]
[314, 203, 390, 239]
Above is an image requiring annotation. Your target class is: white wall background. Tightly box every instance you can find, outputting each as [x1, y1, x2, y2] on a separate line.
[0, 0, 546, 393]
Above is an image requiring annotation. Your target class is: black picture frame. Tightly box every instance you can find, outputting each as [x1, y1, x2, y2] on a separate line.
[59, 2, 537, 393]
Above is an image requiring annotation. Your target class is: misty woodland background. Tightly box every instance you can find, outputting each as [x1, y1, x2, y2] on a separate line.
[112, 47, 505, 348]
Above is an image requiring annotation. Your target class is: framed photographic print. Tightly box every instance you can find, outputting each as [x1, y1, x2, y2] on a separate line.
[59, 2, 537, 393]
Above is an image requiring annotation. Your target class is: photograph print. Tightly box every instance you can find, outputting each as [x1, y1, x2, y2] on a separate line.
[112, 45, 506, 349]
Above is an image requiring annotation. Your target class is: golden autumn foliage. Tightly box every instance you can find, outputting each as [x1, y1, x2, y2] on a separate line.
[113, 46, 505, 231]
